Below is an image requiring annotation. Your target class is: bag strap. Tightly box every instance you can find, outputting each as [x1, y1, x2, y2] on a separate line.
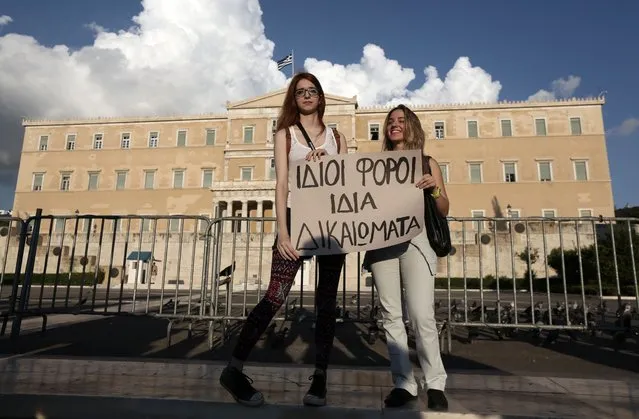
[286, 125, 342, 155]
[422, 155, 432, 175]
[296, 122, 316, 150]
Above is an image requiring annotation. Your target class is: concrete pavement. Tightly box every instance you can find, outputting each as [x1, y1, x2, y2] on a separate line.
[0, 356, 638, 418]
[1, 312, 638, 418]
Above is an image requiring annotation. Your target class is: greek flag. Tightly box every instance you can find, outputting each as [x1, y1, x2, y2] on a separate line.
[277, 53, 293, 70]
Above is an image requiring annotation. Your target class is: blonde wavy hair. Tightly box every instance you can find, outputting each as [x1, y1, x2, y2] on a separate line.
[381, 104, 425, 151]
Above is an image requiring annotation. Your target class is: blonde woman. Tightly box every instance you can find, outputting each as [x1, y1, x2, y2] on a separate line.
[364, 104, 449, 411]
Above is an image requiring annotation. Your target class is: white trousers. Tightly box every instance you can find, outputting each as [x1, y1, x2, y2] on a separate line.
[366, 228, 447, 395]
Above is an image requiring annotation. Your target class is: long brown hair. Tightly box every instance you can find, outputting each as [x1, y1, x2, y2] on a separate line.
[382, 104, 425, 151]
[275, 72, 326, 132]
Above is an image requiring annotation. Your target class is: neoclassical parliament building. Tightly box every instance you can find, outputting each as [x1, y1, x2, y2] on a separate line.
[12, 89, 615, 234]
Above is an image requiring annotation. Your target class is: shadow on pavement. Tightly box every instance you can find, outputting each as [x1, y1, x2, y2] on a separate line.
[1, 311, 638, 381]
[0, 312, 503, 374]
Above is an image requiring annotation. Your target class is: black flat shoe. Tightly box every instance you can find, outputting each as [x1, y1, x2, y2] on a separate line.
[427, 389, 448, 411]
[384, 388, 418, 408]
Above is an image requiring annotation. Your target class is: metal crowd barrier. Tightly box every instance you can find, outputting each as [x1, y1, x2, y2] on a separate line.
[0, 210, 215, 342]
[0, 210, 637, 353]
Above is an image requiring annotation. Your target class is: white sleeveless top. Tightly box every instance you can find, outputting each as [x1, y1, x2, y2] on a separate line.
[287, 126, 339, 207]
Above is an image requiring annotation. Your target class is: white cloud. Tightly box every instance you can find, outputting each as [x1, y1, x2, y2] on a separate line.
[528, 75, 581, 102]
[0, 0, 286, 194]
[607, 118, 639, 136]
[0, 15, 13, 26]
[0, 0, 571, 206]
[305, 46, 502, 107]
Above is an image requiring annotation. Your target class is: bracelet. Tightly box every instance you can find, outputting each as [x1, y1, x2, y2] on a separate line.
[431, 186, 441, 199]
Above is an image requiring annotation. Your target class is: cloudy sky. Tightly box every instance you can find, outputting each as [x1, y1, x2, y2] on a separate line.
[0, 0, 637, 209]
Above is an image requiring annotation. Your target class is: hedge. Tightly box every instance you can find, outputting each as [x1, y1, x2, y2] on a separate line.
[1, 271, 106, 286]
[433, 276, 636, 296]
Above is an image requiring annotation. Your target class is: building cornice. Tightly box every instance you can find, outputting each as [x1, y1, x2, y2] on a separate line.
[356, 97, 606, 114]
[22, 113, 228, 127]
[22, 96, 605, 127]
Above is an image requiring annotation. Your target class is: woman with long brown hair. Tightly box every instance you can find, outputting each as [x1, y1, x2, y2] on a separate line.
[220, 72, 347, 407]
[364, 104, 450, 411]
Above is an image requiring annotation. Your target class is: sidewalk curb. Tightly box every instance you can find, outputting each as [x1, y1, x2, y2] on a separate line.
[0, 394, 541, 419]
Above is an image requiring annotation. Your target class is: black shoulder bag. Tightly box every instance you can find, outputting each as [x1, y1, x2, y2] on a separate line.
[422, 155, 452, 257]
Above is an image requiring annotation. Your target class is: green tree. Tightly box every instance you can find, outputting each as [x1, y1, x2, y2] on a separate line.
[547, 223, 638, 295]
[518, 247, 539, 281]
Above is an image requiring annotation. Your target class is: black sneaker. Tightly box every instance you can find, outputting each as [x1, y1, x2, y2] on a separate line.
[302, 372, 327, 406]
[219, 366, 264, 407]
[427, 389, 448, 411]
[384, 388, 417, 408]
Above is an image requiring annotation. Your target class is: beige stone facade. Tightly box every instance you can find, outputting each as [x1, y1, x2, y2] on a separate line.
[3, 90, 614, 292]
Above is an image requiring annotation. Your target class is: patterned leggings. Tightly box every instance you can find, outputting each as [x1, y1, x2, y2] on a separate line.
[232, 247, 345, 371]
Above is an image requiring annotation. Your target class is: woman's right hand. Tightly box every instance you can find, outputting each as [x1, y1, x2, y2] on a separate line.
[277, 234, 299, 261]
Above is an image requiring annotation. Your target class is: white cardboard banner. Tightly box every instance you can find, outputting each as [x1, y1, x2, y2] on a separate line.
[289, 149, 425, 256]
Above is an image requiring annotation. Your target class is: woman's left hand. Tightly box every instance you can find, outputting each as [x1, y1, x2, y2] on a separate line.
[305, 149, 327, 161]
[415, 174, 437, 189]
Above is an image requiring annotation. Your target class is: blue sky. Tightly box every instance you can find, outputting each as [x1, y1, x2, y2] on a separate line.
[0, 0, 637, 210]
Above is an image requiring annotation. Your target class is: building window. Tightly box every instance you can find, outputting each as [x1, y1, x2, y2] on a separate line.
[438, 163, 449, 183]
[270, 120, 278, 138]
[535, 118, 547, 136]
[93, 134, 103, 150]
[538, 161, 552, 182]
[579, 209, 593, 218]
[32, 173, 44, 191]
[471, 210, 485, 231]
[54, 218, 65, 233]
[144, 170, 155, 189]
[243, 126, 254, 144]
[60, 173, 71, 191]
[269, 158, 276, 180]
[116, 171, 127, 190]
[503, 162, 517, 183]
[435, 122, 445, 139]
[202, 169, 213, 188]
[327, 123, 338, 130]
[88, 172, 99, 190]
[148, 132, 159, 148]
[169, 218, 181, 233]
[570, 117, 582, 135]
[467, 120, 478, 138]
[542, 209, 556, 218]
[574, 160, 588, 181]
[81, 219, 91, 233]
[198, 214, 209, 233]
[39, 135, 48, 151]
[508, 209, 521, 218]
[173, 170, 184, 189]
[241, 167, 253, 181]
[501, 119, 512, 137]
[369, 123, 379, 141]
[66, 134, 76, 150]
[177, 130, 187, 147]
[142, 219, 151, 232]
[121, 133, 130, 149]
[469, 162, 482, 183]
[206, 129, 216, 146]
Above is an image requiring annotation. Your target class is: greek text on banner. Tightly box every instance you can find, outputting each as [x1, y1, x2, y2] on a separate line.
[289, 149, 425, 256]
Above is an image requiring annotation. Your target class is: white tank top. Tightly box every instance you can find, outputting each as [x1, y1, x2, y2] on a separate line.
[287, 126, 339, 207]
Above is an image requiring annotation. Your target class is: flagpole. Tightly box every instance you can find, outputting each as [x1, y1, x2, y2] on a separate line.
[291, 49, 295, 78]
